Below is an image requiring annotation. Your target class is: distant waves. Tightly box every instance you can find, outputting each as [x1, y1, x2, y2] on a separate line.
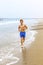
[0, 21, 19, 25]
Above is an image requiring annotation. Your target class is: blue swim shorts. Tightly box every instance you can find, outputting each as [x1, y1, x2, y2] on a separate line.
[20, 32, 26, 38]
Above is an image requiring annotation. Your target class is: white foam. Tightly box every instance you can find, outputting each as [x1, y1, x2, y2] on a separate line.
[5, 54, 13, 59]
[0, 59, 2, 62]
[6, 57, 19, 65]
[0, 48, 19, 64]
[6, 61, 18, 65]
[0, 53, 19, 65]
[25, 30, 38, 47]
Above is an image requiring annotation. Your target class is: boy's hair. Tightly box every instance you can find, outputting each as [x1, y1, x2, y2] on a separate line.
[20, 19, 23, 22]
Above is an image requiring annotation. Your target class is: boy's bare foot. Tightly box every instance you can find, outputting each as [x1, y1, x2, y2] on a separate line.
[21, 45, 24, 48]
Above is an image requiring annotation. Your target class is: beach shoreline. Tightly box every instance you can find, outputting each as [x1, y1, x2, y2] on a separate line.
[0, 20, 43, 65]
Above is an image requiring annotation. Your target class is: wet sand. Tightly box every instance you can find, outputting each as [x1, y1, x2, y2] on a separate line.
[26, 30, 43, 65]
[0, 22, 43, 65]
[16, 23, 43, 65]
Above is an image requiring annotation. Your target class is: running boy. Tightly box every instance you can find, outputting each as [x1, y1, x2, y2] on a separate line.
[18, 19, 28, 48]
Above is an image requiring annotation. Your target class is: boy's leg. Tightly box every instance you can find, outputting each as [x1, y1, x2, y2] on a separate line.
[21, 37, 23, 46]
[23, 37, 25, 43]
[20, 32, 26, 47]
[21, 37, 25, 47]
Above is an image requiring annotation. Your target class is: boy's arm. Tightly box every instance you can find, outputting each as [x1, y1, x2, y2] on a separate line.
[25, 25, 28, 29]
[18, 25, 21, 31]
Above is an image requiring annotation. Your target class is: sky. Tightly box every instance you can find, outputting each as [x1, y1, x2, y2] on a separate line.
[0, 0, 43, 18]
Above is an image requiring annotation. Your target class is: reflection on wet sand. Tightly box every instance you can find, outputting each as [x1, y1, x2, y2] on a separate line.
[22, 47, 27, 65]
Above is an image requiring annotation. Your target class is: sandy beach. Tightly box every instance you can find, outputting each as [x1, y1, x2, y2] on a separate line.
[0, 20, 43, 65]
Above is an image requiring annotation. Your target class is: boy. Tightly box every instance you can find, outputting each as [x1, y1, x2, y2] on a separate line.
[18, 19, 28, 48]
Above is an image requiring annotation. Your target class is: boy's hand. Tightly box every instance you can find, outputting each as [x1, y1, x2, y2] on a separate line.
[25, 25, 28, 30]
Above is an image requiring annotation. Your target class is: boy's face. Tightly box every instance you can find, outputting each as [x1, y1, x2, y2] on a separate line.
[20, 20, 23, 25]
